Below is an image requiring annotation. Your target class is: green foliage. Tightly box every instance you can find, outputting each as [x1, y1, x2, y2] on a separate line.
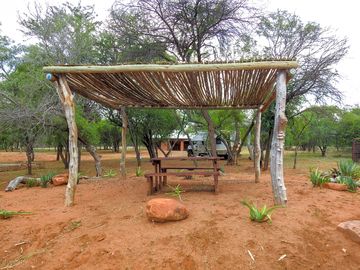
[103, 169, 116, 177]
[166, 184, 184, 201]
[337, 176, 358, 192]
[0, 209, 32, 219]
[26, 178, 39, 188]
[338, 160, 360, 179]
[240, 200, 281, 224]
[40, 172, 56, 188]
[309, 168, 329, 187]
[135, 167, 143, 177]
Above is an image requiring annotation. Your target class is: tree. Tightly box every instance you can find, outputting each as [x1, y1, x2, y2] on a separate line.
[19, 2, 105, 175]
[256, 10, 348, 168]
[0, 62, 58, 174]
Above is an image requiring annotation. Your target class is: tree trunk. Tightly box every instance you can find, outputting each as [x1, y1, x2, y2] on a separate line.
[5, 176, 41, 192]
[236, 119, 255, 163]
[85, 144, 102, 177]
[263, 129, 273, 170]
[270, 71, 288, 206]
[120, 107, 127, 177]
[254, 108, 262, 183]
[54, 76, 79, 207]
[25, 142, 33, 175]
[293, 146, 298, 169]
[201, 110, 217, 157]
[319, 146, 327, 157]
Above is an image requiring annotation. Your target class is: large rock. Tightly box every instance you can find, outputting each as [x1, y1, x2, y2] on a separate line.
[52, 173, 69, 186]
[337, 220, 360, 244]
[146, 198, 189, 223]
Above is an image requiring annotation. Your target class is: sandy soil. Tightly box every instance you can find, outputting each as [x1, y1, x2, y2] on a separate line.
[1, 151, 360, 269]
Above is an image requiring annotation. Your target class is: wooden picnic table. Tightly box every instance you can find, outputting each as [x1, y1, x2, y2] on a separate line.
[145, 156, 221, 195]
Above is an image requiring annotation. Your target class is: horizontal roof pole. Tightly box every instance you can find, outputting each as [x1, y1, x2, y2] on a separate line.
[114, 105, 261, 110]
[43, 61, 298, 74]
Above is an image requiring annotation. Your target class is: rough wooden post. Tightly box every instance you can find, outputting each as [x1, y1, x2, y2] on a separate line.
[270, 71, 288, 205]
[254, 107, 262, 183]
[53, 75, 79, 207]
[120, 107, 127, 177]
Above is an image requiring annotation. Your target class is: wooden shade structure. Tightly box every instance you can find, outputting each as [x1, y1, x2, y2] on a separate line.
[44, 60, 298, 206]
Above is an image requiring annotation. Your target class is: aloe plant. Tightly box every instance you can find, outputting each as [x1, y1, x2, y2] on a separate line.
[166, 184, 184, 201]
[104, 169, 116, 177]
[241, 200, 281, 224]
[309, 168, 329, 187]
[338, 160, 360, 179]
[0, 209, 32, 219]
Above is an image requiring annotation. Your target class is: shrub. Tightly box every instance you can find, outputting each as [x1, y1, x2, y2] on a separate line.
[338, 160, 360, 180]
[166, 184, 184, 201]
[104, 169, 116, 177]
[26, 178, 39, 188]
[309, 168, 329, 187]
[241, 200, 281, 224]
[338, 175, 358, 192]
[135, 167, 143, 177]
[40, 172, 56, 188]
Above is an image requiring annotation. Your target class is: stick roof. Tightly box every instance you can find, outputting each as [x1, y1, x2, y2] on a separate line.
[44, 61, 298, 109]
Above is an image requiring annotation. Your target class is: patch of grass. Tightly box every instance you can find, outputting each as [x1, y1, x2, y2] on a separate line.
[103, 169, 116, 177]
[166, 184, 184, 201]
[64, 220, 82, 232]
[309, 168, 329, 187]
[338, 175, 358, 192]
[135, 166, 143, 176]
[338, 159, 360, 179]
[26, 178, 39, 188]
[40, 172, 56, 188]
[0, 209, 32, 219]
[240, 200, 281, 224]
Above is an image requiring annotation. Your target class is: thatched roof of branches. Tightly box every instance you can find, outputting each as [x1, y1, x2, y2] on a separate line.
[43, 60, 298, 109]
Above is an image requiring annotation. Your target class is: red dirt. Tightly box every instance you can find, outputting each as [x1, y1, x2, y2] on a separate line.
[1, 151, 360, 269]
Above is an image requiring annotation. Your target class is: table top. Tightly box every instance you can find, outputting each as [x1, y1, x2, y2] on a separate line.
[151, 156, 221, 162]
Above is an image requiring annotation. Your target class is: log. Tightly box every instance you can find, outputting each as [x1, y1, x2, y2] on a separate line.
[54, 76, 79, 207]
[120, 107, 128, 177]
[270, 71, 288, 205]
[254, 108, 262, 183]
[5, 176, 40, 192]
[43, 61, 299, 74]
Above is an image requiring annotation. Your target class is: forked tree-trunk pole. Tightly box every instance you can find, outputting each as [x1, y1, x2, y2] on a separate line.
[120, 107, 128, 177]
[53, 75, 79, 207]
[254, 108, 262, 183]
[270, 71, 288, 205]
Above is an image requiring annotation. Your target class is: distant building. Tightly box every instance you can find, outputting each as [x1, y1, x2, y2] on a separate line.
[160, 132, 189, 151]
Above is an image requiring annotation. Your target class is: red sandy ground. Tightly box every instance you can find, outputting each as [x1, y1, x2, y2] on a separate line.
[0, 151, 360, 269]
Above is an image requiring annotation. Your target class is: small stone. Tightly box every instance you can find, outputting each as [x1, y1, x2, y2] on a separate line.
[146, 198, 189, 223]
[52, 173, 69, 186]
[337, 220, 360, 244]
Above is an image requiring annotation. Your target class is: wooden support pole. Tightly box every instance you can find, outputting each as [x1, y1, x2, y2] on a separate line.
[54, 76, 79, 207]
[254, 107, 262, 183]
[270, 71, 288, 205]
[120, 107, 128, 177]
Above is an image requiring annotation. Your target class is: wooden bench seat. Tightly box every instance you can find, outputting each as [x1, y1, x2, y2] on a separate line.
[145, 171, 220, 195]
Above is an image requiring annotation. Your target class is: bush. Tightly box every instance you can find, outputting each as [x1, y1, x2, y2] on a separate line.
[241, 200, 281, 224]
[135, 167, 143, 177]
[338, 160, 360, 180]
[309, 168, 329, 187]
[26, 178, 39, 188]
[40, 172, 56, 188]
[338, 175, 358, 192]
[103, 169, 116, 177]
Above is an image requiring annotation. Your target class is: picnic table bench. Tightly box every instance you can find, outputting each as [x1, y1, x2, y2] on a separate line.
[145, 156, 221, 195]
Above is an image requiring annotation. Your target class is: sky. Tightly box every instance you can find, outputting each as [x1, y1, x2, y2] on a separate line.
[0, 0, 358, 107]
